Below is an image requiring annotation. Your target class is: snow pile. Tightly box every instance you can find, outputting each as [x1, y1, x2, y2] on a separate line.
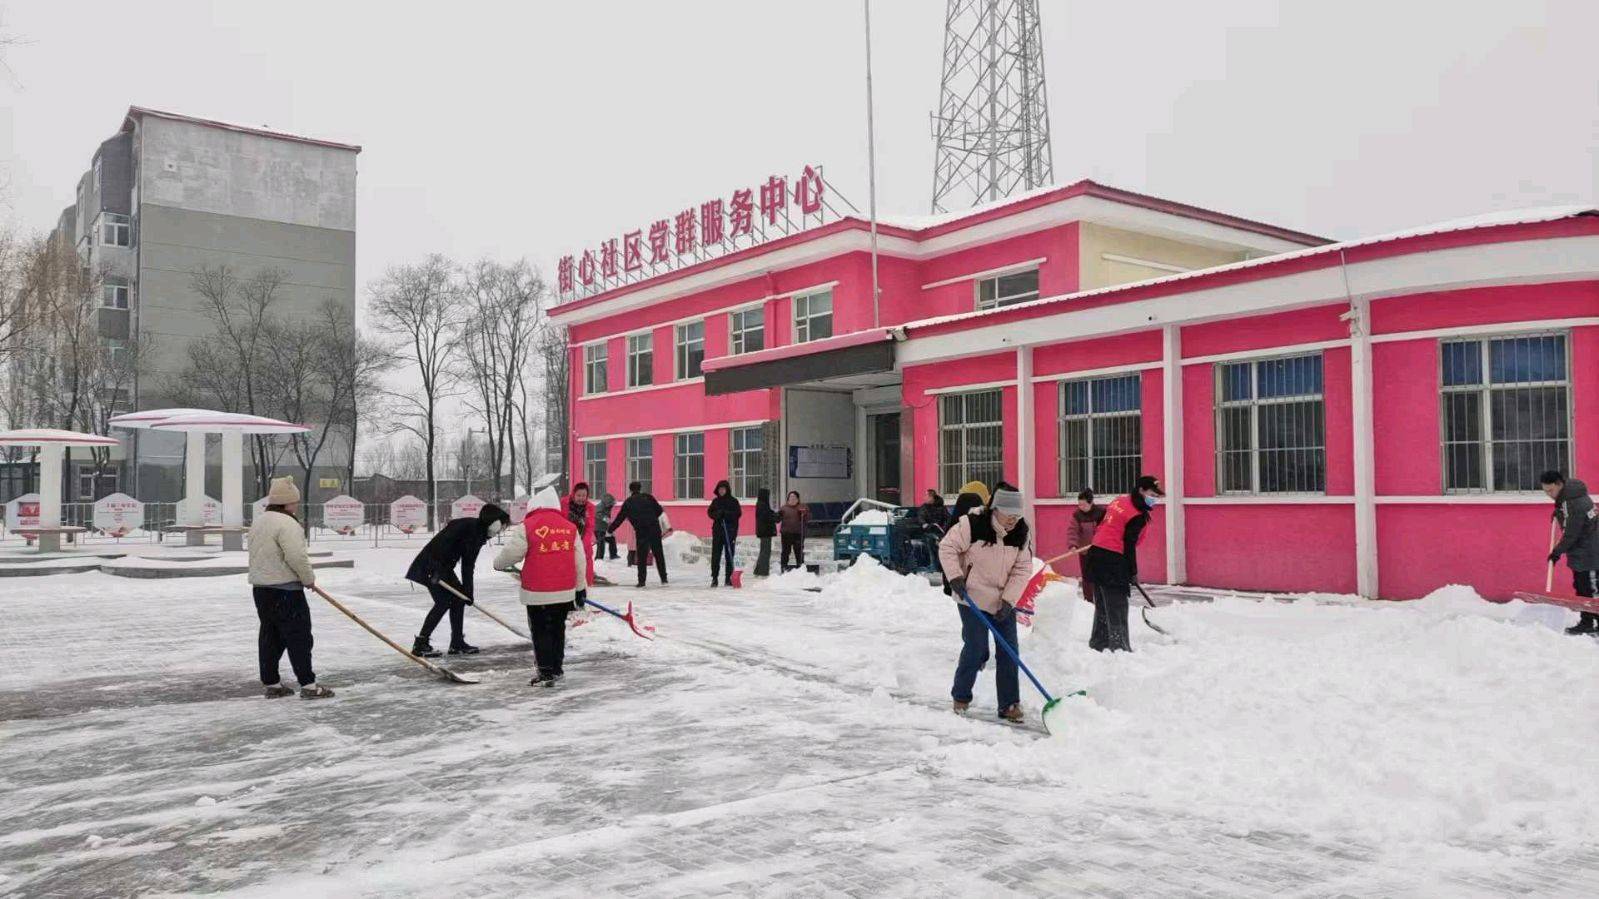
[846, 510, 892, 526]
[660, 530, 702, 565]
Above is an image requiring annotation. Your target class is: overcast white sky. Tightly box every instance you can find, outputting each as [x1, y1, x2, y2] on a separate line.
[3, 0, 1598, 308]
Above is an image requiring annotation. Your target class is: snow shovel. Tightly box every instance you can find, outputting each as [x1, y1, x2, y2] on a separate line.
[435, 579, 532, 642]
[506, 565, 655, 640]
[955, 586, 1081, 737]
[1507, 520, 1599, 612]
[720, 520, 743, 588]
[1131, 582, 1171, 637]
[311, 586, 478, 684]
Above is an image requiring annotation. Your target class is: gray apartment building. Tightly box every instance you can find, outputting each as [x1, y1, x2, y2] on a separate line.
[46, 106, 359, 502]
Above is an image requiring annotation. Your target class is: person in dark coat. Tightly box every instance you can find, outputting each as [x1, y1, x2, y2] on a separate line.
[406, 503, 512, 657]
[941, 487, 990, 595]
[752, 487, 777, 577]
[1541, 470, 1599, 635]
[608, 481, 667, 588]
[1083, 476, 1163, 652]
[1066, 489, 1106, 604]
[778, 491, 810, 572]
[918, 488, 949, 530]
[706, 480, 742, 587]
[594, 492, 619, 561]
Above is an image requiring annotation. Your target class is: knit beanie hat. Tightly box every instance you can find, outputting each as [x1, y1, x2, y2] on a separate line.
[958, 480, 992, 505]
[266, 476, 300, 505]
[990, 486, 1024, 516]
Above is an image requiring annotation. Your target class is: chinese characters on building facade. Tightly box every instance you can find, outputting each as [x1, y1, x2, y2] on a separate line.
[558, 165, 831, 301]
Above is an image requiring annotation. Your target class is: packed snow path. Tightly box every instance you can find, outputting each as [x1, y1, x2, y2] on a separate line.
[3, 540, 1599, 897]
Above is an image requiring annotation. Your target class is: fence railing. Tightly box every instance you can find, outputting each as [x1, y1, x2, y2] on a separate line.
[0, 502, 499, 545]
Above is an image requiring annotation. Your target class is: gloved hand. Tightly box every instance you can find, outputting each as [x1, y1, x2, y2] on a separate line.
[1549, 551, 1562, 564]
[575, 589, 587, 608]
[948, 576, 967, 596]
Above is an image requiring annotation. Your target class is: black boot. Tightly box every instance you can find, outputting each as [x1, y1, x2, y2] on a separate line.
[448, 640, 480, 655]
[412, 636, 442, 658]
[1566, 613, 1598, 635]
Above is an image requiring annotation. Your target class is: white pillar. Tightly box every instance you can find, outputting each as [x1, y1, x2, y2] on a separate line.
[1162, 325, 1187, 585]
[1015, 346, 1034, 523]
[1349, 297, 1379, 598]
[222, 431, 244, 528]
[183, 431, 206, 526]
[38, 444, 63, 528]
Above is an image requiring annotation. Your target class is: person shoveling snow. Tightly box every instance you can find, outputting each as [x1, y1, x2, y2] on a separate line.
[1523, 470, 1599, 634]
[494, 488, 586, 687]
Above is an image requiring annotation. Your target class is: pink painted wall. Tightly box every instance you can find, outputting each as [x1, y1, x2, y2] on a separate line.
[1370, 281, 1599, 335]
[903, 352, 1018, 496]
[1181, 304, 1347, 358]
[1034, 331, 1160, 378]
[1186, 505, 1356, 593]
[1378, 505, 1560, 600]
[904, 223, 1079, 322]
[1183, 364, 1217, 496]
[1372, 339, 1441, 495]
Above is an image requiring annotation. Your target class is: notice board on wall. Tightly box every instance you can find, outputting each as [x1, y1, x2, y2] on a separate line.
[788, 445, 852, 480]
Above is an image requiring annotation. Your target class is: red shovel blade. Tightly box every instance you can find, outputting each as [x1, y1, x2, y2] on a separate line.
[729, 569, 743, 588]
[1510, 590, 1599, 614]
[621, 601, 657, 640]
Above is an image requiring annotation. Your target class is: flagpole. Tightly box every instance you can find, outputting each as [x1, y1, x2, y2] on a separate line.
[864, 0, 881, 329]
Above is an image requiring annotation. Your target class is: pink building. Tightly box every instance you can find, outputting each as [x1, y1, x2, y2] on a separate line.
[554, 178, 1599, 600]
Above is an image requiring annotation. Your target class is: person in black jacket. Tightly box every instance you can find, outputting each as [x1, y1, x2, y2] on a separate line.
[405, 503, 511, 657]
[941, 487, 990, 596]
[752, 487, 777, 577]
[707, 480, 742, 587]
[1083, 475, 1163, 652]
[594, 492, 619, 561]
[608, 481, 667, 588]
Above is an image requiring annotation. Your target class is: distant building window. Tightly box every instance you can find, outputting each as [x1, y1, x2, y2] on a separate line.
[78, 467, 117, 501]
[939, 389, 1004, 494]
[100, 213, 131, 247]
[583, 343, 607, 395]
[583, 441, 608, 498]
[1059, 374, 1142, 495]
[102, 282, 130, 310]
[975, 267, 1040, 311]
[674, 432, 704, 499]
[730, 306, 765, 355]
[627, 333, 654, 388]
[627, 437, 653, 494]
[1216, 353, 1325, 494]
[675, 320, 705, 380]
[728, 427, 765, 498]
[793, 289, 833, 343]
[1441, 332, 1570, 493]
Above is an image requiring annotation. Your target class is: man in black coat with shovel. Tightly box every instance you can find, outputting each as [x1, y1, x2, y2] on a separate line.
[405, 504, 511, 657]
[609, 481, 668, 588]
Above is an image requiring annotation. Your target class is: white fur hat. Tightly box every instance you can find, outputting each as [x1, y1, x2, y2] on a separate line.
[531, 488, 561, 511]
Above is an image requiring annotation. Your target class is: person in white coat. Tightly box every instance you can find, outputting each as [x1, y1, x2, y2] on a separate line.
[494, 489, 586, 686]
[247, 476, 333, 699]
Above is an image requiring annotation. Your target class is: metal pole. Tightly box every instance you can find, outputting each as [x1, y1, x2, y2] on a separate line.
[864, 0, 882, 329]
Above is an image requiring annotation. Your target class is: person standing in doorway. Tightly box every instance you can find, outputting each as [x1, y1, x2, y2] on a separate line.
[939, 483, 1034, 723]
[609, 481, 667, 588]
[1540, 470, 1599, 635]
[752, 487, 777, 577]
[707, 480, 742, 587]
[404, 503, 512, 657]
[247, 476, 332, 699]
[1083, 476, 1163, 652]
[494, 490, 584, 687]
[779, 491, 810, 572]
[1066, 489, 1105, 604]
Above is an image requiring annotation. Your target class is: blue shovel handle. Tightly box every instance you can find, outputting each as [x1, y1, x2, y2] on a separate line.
[957, 586, 1056, 704]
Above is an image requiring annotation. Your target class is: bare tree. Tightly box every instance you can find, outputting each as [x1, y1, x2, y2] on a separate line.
[368, 254, 460, 529]
[18, 235, 102, 432]
[0, 227, 32, 366]
[456, 259, 547, 500]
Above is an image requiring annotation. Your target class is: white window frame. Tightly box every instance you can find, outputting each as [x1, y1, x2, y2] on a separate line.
[626, 436, 653, 494]
[583, 343, 608, 395]
[100, 212, 130, 248]
[583, 441, 608, 497]
[1058, 373, 1142, 496]
[101, 282, 130, 310]
[78, 467, 117, 501]
[675, 320, 705, 381]
[974, 266, 1040, 311]
[626, 333, 654, 388]
[728, 426, 765, 499]
[674, 432, 704, 500]
[729, 305, 765, 355]
[1215, 352, 1326, 495]
[793, 289, 834, 344]
[1439, 330, 1572, 494]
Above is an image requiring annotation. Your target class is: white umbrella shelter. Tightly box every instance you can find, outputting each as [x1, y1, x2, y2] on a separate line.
[148, 412, 309, 551]
[109, 408, 219, 530]
[0, 428, 120, 552]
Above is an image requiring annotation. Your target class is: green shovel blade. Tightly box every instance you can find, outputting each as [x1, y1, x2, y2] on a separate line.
[1040, 690, 1087, 737]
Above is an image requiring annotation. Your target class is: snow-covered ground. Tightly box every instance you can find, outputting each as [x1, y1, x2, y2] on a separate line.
[3, 535, 1598, 897]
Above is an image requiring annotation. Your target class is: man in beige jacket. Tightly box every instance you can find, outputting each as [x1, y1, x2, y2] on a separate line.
[939, 483, 1033, 722]
[247, 476, 332, 699]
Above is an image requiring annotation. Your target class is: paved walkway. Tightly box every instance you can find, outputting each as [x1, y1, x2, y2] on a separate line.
[2, 555, 1596, 896]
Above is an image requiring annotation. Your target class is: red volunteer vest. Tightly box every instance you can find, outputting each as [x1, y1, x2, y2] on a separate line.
[1090, 495, 1146, 554]
[519, 508, 580, 593]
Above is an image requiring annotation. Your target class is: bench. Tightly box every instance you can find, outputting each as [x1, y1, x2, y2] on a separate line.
[12, 526, 88, 554]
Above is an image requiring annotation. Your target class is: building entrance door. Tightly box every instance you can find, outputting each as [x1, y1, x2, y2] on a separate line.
[869, 412, 901, 506]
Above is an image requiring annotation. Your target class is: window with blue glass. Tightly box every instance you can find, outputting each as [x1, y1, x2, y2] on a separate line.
[1441, 333, 1569, 492]
[1059, 374, 1142, 495]
[1216, 353, 1325, 494]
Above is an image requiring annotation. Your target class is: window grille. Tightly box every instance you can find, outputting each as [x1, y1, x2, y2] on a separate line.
[1441, 333, 1570, 492]
[583, 441, 608, 498]
[627, 436, 653, 493]
[1216, 353, 1325, 494]
[728, 427, 764, 498]
[674, 432, 704, 499]
[1059, 374, 1141, 495]
[939, 389, 1004, 494]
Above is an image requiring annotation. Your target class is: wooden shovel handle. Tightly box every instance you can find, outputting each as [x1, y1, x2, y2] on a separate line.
[1547, 518, 1558, 593]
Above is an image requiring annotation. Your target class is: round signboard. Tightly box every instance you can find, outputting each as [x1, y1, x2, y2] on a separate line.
[92, 493, 145, 537]
[450, 494, 485, 521]
[390, 495, 428, 534]
[322, 494, 365, 535]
